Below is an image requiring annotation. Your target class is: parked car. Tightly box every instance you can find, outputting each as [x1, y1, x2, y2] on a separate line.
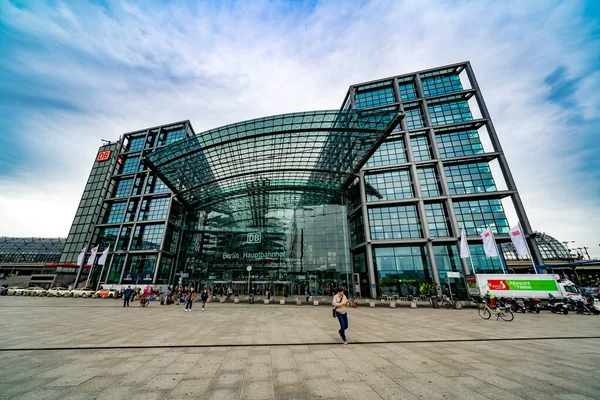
[7, 287, 26, 295]
[70, 287, 96, 298]
[25, 287, 48, 296]
[0, 286, 8, 296]
[95, 288, 119, 298]
[47, 287, 70, 297]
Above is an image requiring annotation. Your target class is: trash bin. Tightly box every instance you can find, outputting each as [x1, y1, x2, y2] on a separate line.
[431, 295, 439, 309]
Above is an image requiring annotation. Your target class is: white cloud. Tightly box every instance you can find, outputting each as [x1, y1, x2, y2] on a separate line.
[0, 0, 599, 256]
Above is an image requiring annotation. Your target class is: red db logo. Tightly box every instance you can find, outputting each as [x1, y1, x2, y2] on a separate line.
[96, 150, 112, 162]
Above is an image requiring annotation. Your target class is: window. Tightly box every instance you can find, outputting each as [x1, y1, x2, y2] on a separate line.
[106, 255, 125, 283]
[404, 105, 425, 129]
[436, 130, 484, 158]
[145, 174, 170, 194]
[397, 78, 417, 101]
[349, 213, 365, 247]
[424, 203, 450, 237]
[470, 244, 506, 273]
[105, 202, 126, 224]
[355, 82, 396, 109]
[428, 100, 472, 126]
[421, 73, 463, 97]
[119, 155, 139, 174]
[417, 167, 441, 197]
[410, 136, 432, 161]
[127, 135, 145, 152]
[138, 197, 170, 221]
[130, 224, 165, 250]
[116, 226, 132, 251]
[365, 170, 413, 201]
[124, 199, 139, 222]
[98, 227, 119, 249]
[454, 199, 509, 235]
[445, 163, 496, 195]
[114, 179, 133, 198]
[157, 126, 186, 146]
[373, 246, 432, 298]
[369, 205, 422, 240]
[366, 139, 407, 167]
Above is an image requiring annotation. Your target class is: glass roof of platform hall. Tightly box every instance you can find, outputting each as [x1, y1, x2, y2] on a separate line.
[144, 109, 402, 213]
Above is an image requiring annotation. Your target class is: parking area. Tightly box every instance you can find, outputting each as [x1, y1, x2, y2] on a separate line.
[1, 296, 599, 399]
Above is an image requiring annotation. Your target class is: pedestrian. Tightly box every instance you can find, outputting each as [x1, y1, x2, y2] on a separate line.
[267, 289, 271, 300]
[201, 288, 209, 311]
[185, 288, 196, 312]
[162, 286, 171, 306]
[333, 287, 349, 345]
[123, 285, 133, 307]
[306, 289, 312, 303]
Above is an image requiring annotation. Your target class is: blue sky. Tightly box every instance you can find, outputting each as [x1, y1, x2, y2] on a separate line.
[0, 0, 599, 257]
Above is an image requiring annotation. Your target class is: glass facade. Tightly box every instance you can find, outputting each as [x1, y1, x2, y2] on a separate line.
[61, 63, 535, 301]
[365, 170, 413, 201]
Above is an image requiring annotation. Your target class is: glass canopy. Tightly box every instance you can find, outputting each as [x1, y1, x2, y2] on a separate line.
[144, 109, 403, 222]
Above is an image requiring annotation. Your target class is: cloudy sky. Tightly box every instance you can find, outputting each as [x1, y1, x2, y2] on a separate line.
[0, 0, 599, 257]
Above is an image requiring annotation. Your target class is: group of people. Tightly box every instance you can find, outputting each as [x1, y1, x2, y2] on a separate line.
[120, 285, 211, 312]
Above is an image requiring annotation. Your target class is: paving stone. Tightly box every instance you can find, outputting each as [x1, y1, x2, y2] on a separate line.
[240, 380, 275, 400]
[166, 378, 211, 399]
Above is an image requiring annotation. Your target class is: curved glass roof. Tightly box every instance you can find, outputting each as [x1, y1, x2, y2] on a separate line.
[0, 237, 65, 263]
[502, 233, 570, 261]
[145, 109, 403, 217]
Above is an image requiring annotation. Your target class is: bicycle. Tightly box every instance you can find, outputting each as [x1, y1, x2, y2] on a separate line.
[140, 294, 150, 307]
[441, 295, 462, 310]
[477, 297, 514, 321]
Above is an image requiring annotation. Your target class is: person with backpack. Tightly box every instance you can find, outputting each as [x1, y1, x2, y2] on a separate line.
[185, 288, 196, 312]
[332, 287, 350, 345]
[200, 288, 209, 311]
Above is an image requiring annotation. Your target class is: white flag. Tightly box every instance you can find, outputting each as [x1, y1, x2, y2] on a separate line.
[459, 229, 470, 259]
[509, 225, 529, 257]
[98, 247, 110, 266]
[480, 227, 499, 257]
[77, 247, 87, 267]
[87, 246, 99, 265]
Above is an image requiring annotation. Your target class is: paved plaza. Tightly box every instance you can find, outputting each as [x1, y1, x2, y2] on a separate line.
[1, 296, 599, 400]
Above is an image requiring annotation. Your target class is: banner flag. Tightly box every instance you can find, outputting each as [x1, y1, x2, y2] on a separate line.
[87, 246, 99, 265]
[98, 247, 110, 266]
[77, 247, 87, 267]
[480, 227, 499, 257]
[509, 225, 530, 257]
[459, 229, 471, 259]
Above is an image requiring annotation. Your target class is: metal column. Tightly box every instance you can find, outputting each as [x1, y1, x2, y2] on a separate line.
[358, 171, 377, 299]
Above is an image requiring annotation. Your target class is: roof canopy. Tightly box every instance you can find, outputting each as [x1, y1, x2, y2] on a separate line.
[144, 109, 402, 224]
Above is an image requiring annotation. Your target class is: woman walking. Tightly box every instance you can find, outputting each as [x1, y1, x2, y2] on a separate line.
[185, 288, 196, 312]
[201, 288, 209, 311]
[333, 287, 350, 345]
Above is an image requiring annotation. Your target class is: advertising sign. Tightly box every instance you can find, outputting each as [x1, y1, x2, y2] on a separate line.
[96, 150, 112, 162]
[487, 279, 558, 291]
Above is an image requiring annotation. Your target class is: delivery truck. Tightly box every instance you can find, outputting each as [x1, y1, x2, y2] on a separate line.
[467, 274, 582, 301]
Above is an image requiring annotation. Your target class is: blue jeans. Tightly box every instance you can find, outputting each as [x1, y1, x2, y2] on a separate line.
[336, 312, 348, 340]
[201, 300, 206, 309]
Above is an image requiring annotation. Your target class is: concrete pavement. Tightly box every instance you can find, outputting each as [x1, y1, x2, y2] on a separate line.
[0, 296, 599, 399]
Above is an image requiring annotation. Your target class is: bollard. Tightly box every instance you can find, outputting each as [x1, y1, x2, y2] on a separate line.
[390, 301, 396, 308]
[296, 299, 302, 305]
[280, 299, 286, 305]
[264, 299, 270, 304]
[313, 300, 319, 306]
[220, 297, 226, 303]
[234, 298, 239, 304]
[369, 301, 375, 308]
[410, 301, 417, 308]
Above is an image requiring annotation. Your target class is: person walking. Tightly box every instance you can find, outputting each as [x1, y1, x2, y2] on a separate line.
[123, 285, 133, 307]
[200, 288, 209, 311]
[162, 286, 171, 306]
[333, 287, 349, 345]
[185, 288, 196, 312]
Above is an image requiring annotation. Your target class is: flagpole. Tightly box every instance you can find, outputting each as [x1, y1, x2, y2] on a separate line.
[463, 225, 476, 275]
[489, 225, 506, 274]
[518, 221, 538, 274]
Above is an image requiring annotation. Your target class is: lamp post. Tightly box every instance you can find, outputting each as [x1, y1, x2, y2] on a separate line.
[246, 266, 252, 295]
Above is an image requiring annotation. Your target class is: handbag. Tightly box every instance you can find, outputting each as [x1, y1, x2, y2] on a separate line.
[332, 307, 337, 318]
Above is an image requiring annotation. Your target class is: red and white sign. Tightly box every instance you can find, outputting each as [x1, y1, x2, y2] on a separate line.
[96, 150, 112, 162]
[487, 280, 509, 290]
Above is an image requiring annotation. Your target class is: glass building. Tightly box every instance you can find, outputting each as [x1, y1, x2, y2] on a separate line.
[60, 62, 544, 299]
